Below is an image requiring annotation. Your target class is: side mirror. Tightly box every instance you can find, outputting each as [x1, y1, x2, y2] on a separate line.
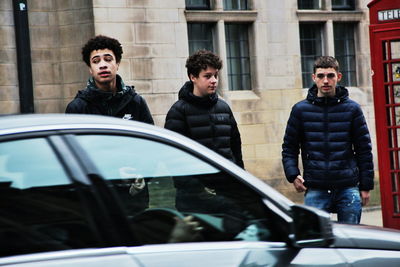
[291, 205, 335, 248]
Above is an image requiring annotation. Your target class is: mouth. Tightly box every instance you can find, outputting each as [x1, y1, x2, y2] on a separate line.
[98, 71, 111, 77]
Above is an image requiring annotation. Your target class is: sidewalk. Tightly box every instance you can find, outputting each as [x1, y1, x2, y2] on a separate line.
[360, 206, 382, 227]
[331, 206, 383, 226]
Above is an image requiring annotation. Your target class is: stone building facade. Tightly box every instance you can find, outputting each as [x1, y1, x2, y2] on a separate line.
[0, 0, 376, 202]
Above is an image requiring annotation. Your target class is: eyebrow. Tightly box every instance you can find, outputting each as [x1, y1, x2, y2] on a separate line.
[91, 53, 114, 61]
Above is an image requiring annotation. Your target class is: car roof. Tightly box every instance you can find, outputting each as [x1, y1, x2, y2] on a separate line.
[0, 113, 153, 132]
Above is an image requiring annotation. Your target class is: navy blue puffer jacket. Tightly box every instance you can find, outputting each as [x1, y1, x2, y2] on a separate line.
[282, 85, 374, 191]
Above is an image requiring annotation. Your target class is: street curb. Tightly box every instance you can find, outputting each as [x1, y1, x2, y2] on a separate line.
[363, 205, 381, 212]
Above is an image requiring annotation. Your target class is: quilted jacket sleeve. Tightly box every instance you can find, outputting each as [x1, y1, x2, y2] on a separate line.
[164, 101, 189, 137]
[351, 104, 374, 191]
[230, 112, 244, 168]
[282, 104, 302, 183]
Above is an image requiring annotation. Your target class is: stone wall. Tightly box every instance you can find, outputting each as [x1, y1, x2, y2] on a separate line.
[90, 0, 189, 126]
[0, 0, 19, 113]
[0, 0, 94, 114]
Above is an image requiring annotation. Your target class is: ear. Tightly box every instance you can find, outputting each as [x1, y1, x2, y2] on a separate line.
[312, 73, 316, 82]
[337, 72, 342, 81]
[89, 66, 93, 76]
[189, 74, 196, 82]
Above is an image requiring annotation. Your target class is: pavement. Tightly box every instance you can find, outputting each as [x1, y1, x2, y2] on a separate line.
[331, 206, 383, 227]
[360, 206, 383, 227]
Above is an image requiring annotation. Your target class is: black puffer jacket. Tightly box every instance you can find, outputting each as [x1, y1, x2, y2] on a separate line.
[66, 75, 154, 124]
[165, 81, 244, 168]
[282, 85, 374, 191]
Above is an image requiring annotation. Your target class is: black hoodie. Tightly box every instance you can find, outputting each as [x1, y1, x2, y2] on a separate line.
[66, 75, 153, 124]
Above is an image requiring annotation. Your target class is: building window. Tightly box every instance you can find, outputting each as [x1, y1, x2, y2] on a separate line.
[334, 23, 356, 86]
[225, 24, 251, 91]
[298, 0, 320, 10]
[332, 0, 355, 10]
[185, 0, 210, 10]
[224, 0, 249, 10]
[299, 23, 323, 88]
[188, 23, 214, 55]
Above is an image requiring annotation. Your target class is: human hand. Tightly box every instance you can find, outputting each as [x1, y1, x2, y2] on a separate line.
[168, 215, 204, 243]
[119, 167, 145, 195]
[293, 175, 307, 193]
[360, 190, 370, 206]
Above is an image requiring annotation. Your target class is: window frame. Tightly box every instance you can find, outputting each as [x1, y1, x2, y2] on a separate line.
[332, 0, 355, 11]
[187, 22, 216, 55]
[299, 22, 324, 88]
[225, 23, 252, 91]
[298, 0, 321, 10]
[185, 0, 211, 10]
[333, 22, 357, 87]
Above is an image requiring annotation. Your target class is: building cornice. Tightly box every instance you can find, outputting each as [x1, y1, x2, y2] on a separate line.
[185, 10, 258, 22]
[297, 10, 364, 21]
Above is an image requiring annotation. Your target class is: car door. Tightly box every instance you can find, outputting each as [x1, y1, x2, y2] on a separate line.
[0, 134, 112, 258]
[64, 131, 349, 266]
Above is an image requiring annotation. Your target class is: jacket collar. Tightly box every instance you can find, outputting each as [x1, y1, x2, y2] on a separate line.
[77, 74, 135, 102]
[306, 85, 349, 105]
[178, 81, 218, 107]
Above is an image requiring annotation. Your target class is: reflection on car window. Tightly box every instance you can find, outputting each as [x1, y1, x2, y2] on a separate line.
[76, 134, 275, 245]
[0, 138, 69, 189]
[0, 138, 101, 257]
[75, 135, 219, 179]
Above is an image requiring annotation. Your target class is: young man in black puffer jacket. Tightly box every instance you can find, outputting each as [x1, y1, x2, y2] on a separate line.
[165, 50, 245, 214]
[66, 35, 153, 214]
[65, 35, 153, 125]
[165, 50, 243, 168]
[282, 56, 374, 224]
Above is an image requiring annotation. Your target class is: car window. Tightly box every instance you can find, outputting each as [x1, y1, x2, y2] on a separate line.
[76, 135, 278, 245]
[0, 138, 102, 257]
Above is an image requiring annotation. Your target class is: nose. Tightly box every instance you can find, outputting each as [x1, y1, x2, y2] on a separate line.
[211, 76, 217, 83]
[99, 60, 108, 69]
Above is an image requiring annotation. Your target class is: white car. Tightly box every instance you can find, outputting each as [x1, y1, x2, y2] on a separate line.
[0, 114, 399, 267]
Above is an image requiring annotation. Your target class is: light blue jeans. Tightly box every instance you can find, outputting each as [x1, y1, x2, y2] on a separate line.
[304, 187, 362, 224]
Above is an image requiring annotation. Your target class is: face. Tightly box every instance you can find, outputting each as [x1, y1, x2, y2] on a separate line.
[312, 68, 342, 97]
[190, 66, 219, 97]
[89, 49, 119, 90]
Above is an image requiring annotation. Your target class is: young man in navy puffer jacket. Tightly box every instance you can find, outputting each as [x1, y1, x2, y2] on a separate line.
[282, 56, 374, 224]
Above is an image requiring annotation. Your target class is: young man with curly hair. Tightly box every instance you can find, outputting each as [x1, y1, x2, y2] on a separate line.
[165, 50, 244, 213]
[165, 49, 243, 168]
[66, 35, 153, 124]
[66, 35, 153, 213]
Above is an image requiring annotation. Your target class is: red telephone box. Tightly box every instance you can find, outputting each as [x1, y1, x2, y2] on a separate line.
[368, 0, 400, 229]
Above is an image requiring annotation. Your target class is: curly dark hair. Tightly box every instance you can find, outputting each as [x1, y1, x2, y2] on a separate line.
[81, 35, 123, 66]
[313, 56, 340, 73]
[185, 49, 222, 78]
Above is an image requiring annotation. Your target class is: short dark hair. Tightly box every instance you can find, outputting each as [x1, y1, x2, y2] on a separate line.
[185, 49, 222, 78]
[313, 56, 340, 73]
[82, 35, 123, 66]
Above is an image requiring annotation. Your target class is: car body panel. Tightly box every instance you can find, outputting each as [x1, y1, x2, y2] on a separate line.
[1, 114, 400, 266]
[333, 223, 400, 250]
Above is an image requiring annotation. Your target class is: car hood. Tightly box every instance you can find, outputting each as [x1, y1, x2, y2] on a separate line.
[332, 223, 400, 250]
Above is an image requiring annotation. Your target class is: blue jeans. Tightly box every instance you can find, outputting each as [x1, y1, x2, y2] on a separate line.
[304, 187, 362, 224]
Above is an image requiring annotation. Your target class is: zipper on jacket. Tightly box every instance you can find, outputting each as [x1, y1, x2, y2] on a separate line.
[324, 97, 329, 177]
